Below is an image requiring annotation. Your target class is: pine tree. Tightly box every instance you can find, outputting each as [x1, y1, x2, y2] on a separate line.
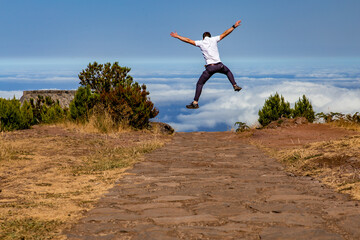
[258, 92, 291, 127]
[69, 86, 99, 123]
[293, 95, 315, 122]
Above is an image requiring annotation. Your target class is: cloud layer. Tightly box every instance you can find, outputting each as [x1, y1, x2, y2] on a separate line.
[1, 58, 359, 132]
[0, 91, 23, 99]
[158, 81, 360, 131]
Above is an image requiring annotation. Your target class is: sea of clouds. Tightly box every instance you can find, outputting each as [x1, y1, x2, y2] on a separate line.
[147, 81, 360, 131]
[1, 58, 359, 132]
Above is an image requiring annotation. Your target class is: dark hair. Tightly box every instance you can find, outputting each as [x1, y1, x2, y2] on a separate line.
[203, 32, 211, 39]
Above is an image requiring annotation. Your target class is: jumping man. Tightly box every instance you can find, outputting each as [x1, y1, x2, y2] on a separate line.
[170, 20, 242, 109]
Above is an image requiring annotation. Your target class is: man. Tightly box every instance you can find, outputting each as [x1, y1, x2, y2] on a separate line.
[170, 20, 242, 109]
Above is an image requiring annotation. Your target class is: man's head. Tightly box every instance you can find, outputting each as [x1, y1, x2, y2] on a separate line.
[203, 32, 211, 39]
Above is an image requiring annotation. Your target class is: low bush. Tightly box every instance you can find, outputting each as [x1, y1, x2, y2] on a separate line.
[0, 97, 33, 131]
[41, 104, 65, 124]
[234, 121, 250, 132]
[346, 112, 360, 123]
[30, 95, 66, 124]
[316, 112, 360, 124]
[20, 100, 33, 129]
[324, 112, 360, 131]
[0, 95, 69, 132]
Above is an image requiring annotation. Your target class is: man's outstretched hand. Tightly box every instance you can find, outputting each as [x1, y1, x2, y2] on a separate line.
[170, 31, 196, 46]
[234, 20, 241, 28]
[170, 31, 179, 38]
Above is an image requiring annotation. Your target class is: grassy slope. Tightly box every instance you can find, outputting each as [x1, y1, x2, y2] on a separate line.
[0, 124, 170, 240]
[249, 122, 360, 201]
[278, 135, 360, 199]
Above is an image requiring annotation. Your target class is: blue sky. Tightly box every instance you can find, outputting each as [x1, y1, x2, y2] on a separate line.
[1, 0, 360, 59]
[1, 0, 360, 131]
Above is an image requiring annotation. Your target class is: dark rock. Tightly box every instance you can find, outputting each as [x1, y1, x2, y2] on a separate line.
[266, 117, 308, 129]
[148, 122, 175, 135]
[294, 117, 309, 124]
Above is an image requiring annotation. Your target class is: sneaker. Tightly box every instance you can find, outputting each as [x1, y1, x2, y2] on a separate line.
[233, 84, 242, 92]
[186, 102, 199, 109]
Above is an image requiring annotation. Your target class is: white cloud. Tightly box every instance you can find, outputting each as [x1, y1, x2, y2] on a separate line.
[0, 75, 75, 82]
[2, 79, 358, 133]
[0, 91, 23, 99]
[168, 81, 360, 131]
[1, 59, 359, 133]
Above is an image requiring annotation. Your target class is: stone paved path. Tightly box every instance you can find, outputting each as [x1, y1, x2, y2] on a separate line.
[66, 132, 360, 239]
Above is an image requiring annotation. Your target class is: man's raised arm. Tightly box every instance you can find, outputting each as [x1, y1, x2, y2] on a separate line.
[220, 20, 241, 40]
[170, 31, 196, 46]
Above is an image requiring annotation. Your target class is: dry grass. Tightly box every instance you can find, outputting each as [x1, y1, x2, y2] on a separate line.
[58, 114, 132, 134]
[274, 135, 360, 200]
[326, 120, 360, 132]
[248, 122, 360, 200]
[0, 124, 170, 239]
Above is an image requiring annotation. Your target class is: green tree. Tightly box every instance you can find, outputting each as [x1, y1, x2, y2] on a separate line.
[69, 86, 99, 122]
[78, 62, 133, 93]
[77, 62, 158, 129]
[293, 95, 315, 122]
[258, 92, 291, 127]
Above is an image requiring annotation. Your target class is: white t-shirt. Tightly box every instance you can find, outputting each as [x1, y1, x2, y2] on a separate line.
[195, 36, 221, 65]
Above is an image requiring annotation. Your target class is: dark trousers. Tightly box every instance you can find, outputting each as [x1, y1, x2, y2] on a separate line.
[194, 62, 236, 102]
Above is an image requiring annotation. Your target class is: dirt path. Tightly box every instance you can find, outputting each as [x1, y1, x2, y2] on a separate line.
[65, 132, 360, 239]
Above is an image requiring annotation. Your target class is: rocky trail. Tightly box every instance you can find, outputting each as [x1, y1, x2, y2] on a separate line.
[66, 132, 360, 239]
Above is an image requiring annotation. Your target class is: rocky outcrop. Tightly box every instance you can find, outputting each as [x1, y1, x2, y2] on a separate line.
[20, 90, 76, 108]
[266, 117, 309, 129]
[148, 122, 175, 135]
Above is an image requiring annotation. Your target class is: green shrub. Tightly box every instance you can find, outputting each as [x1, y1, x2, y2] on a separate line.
[293, 95, 315, 122]
[234, 122, 250, 132]
[30, 95, 46, 124]
[77, 62, 158, 129]
[29, 95, 67, 124]
[346, 112, 360, 123]
[258, 92, 291, 127]
[69, 86, 99, 123]
[41, 104, 65, 124]
[20, 100, 34, 129]
[316, 111, 360, 123]
[0, 98, 33, 131]
[0, 97, 21, 131]
[100, 84, 158, 129]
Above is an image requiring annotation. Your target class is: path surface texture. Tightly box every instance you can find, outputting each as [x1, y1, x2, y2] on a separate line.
[66, 132, 360, 240]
